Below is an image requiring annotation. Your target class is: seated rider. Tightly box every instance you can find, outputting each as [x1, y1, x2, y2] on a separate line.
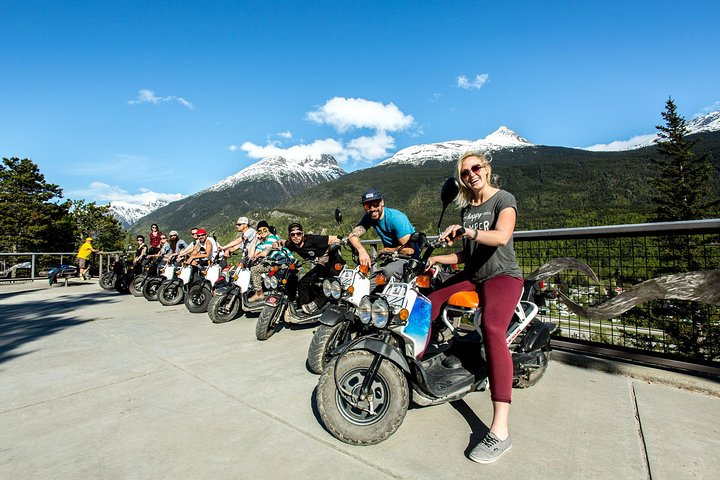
[132, 235, 149, 274]
[185, 228, 219, 267]
[220, 216, 257, 265]
[284, 222, 341, 314]
[347, 188, 417, 284]
[247, 220, 292, 302]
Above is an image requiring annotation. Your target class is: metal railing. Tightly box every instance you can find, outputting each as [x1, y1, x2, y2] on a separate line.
[0, 251, 124, 283]
[3, 220, 719, 370]
[360, 219, 720, 371]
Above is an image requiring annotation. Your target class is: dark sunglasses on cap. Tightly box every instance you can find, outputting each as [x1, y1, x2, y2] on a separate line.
[460, 164, 485, 178]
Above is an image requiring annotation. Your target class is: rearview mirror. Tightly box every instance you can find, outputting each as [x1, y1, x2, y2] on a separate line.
[334, 208, 343, 225]
[437, 177, 460, 233]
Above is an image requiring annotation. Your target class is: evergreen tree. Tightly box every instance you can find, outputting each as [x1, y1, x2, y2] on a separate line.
[651, 97, 717, 222]
[69, 200, 126, 252]
[0, 157, 74, 252]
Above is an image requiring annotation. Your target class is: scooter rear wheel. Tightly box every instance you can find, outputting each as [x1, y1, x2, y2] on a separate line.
[513, 351, 548, 388]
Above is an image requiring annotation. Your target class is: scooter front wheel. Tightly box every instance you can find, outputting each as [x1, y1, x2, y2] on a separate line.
[255, 303, 284, 341]
[99, 272, 117, 290]
[316, 350, 409, 445]
[185, 284, 211, 313]
[158, 281, 184, 306]
[129, 275, 146, 297]
[208, 293, 241, 323]
[307, 322, 351, 375]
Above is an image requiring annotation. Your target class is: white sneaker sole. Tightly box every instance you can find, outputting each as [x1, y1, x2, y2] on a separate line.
[469, 443, 512, 464]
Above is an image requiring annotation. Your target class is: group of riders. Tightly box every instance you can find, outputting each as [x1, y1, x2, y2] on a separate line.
[120, 150, 524, 465]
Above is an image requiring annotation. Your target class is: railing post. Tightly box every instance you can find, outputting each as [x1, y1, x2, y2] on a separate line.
[31, 254, 36, 281]
[100, 254, 104, 276]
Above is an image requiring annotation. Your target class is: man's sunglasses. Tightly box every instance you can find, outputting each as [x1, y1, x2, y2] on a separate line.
[289, 231, 303, 237]
[460, 164, 485, 178]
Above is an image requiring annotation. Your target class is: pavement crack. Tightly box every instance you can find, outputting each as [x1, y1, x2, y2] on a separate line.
[629, 380, 652, 480]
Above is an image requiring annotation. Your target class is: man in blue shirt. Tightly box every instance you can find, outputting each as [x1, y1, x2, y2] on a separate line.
[348, 188, 417, 281]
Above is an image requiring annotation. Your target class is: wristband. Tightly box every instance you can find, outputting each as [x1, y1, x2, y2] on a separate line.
[472, 228, 479, 240]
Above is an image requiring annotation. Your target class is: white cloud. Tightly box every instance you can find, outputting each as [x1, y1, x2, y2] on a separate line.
[228, 144, 238, 152]
[457, 74, 489, 90]
[128, 89, 194, 109]
[235, 97, 417, 165]
[306, 97, 414, 133]
[584, 133, 657, 152]
[69, 181, 185, 206]
[346, 132, 395, 161]
[241, 138, 349, 162]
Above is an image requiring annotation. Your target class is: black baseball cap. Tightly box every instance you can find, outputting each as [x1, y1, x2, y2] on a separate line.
[360, 188, 383, 204]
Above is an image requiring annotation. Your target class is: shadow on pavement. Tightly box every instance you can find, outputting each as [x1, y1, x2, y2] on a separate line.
[450, 399, 490, 456]
[0, 292, 120, 365]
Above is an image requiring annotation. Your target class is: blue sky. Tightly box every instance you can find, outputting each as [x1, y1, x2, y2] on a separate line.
[2, 0, 719, 206]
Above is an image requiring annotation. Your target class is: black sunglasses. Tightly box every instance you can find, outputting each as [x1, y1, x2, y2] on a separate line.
[460, 164, 485, 178]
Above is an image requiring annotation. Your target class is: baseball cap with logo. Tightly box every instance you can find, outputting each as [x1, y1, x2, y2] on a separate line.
[360, 188, 383, 204]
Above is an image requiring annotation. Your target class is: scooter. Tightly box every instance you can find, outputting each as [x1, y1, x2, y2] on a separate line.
[157, 263, 191, 306]
[306, 261, 373, 374]
[207, 263, 265, 323]
[255, 244, 344, 341]
[314, 177, 573, 445]
[184, 261, 223, 313]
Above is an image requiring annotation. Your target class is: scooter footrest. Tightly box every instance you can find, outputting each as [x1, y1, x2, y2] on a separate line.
[422, 356, 475, 394]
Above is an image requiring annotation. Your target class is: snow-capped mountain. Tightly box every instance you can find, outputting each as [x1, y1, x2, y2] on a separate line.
[585, 109, 720, 152]
[379, 126, 533, 166]
[687, 109, 720, 134]
[110, 199, 174, 227]
[207, 154, 346, 192]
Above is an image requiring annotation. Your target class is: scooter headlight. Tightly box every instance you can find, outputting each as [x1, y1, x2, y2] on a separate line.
[264, 275, 278, 290]
[322, 279, 342, 300]
[371, 297, 390, 329]
[358, 296, 373, 324]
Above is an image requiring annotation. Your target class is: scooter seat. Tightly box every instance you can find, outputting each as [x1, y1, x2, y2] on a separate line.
[447, 291, 479, 308]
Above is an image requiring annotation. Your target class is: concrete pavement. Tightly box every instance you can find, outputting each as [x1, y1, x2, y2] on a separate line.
[1, 280, 718, 479]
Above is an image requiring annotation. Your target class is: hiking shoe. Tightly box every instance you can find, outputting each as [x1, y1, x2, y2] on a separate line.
[248, 292, 265, 302]
[302, 301, 318, 314]
[469, 432, 512, 464]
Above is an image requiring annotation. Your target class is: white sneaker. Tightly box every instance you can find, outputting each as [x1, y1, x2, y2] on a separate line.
[302, 301, 318, 314]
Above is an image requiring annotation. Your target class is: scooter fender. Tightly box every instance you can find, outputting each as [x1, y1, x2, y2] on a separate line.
[319, 304, 353, 327]
[264, 292, 284, 308]
[235, 268, 251, 293]
[205, 264, 222, 285]
[342, 337, 411, 374]
[521, 320, 555, 352]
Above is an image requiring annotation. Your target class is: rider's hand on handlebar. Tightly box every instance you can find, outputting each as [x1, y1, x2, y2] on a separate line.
[358, 249, 371, 268]
[439, 225, 465, 246]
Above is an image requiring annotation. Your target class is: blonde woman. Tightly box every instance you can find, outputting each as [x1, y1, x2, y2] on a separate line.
[427, 150, 523, 464]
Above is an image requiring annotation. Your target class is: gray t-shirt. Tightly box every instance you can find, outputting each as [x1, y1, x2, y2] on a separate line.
[462, 189, 522, 283]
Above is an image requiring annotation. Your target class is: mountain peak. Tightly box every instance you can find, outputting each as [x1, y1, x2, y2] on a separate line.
[482, 126, 532, 146]
[208, 154, 346, 192]
[379, 125, 533, 166]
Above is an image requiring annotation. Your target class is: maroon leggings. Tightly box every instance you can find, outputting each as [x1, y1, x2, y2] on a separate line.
[427, 273, 523, 404]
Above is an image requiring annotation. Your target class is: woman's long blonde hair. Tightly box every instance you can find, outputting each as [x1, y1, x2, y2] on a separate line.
[454, 150, 498, 208]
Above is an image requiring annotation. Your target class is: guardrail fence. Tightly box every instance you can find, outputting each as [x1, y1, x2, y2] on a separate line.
[2, 219, 718, 370]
